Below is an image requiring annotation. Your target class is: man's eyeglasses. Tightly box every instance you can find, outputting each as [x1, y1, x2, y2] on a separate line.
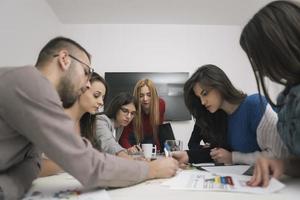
[120, 107, 136, 118]
[53, 54, 94, 80]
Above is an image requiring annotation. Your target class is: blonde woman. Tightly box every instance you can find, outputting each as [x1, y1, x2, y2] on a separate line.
[119, 79, 165, 152]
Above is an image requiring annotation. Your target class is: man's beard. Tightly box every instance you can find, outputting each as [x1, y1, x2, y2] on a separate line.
[57, 72, 79, 109]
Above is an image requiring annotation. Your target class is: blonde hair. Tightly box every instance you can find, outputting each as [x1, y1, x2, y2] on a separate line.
[133, 79, 160, 143]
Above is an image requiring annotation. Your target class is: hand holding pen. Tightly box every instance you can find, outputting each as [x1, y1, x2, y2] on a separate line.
[166, 150, 189, 169]
[127, 143, 142, 154]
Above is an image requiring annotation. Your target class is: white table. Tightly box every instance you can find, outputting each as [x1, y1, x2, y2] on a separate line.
[108, 175, 299, 200]
[24, 168, 300, 200]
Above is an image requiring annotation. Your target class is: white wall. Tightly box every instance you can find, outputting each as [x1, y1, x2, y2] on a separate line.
[0, 0, 258, 150]
[0, 0, 61, 66]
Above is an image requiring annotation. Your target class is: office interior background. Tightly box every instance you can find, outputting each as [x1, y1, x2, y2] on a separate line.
[0, 0, 284, 149]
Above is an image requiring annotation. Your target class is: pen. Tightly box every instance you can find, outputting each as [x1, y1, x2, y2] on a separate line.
[135, 143, 142, 152]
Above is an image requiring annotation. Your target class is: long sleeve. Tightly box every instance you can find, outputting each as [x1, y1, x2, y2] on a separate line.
[186, 148, 214, 164]
[95, 115, 125, 155]
[186, 122, 230, 164]
[188, 124, 203, 150]
[277, 85, 300, 156]
[0, 147, 40, 200]
[232, 104, 289, 165]
[186, 124, 216, 163]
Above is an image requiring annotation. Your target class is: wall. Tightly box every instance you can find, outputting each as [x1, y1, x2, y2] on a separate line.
[0, 0, 258, 149]
[0, 0, 61, 66]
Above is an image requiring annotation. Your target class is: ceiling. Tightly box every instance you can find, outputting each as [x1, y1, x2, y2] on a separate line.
[46, 0, 278, 25]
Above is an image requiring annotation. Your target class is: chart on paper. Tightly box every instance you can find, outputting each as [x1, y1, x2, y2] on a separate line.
[162, 170, 285, 194]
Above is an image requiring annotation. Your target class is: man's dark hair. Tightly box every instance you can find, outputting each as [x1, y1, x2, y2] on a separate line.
[35, 36, 91, 68]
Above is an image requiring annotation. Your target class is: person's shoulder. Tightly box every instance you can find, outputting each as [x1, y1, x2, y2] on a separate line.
[277, 85, 300, 105]
[159, 98, 165, 104]
[246, 93, 264, 101]
[244, 93, 267, 106]
[97, 114, 115, 128]
[0, 66, 36, 78]
[289, 84, 300, 97]
[96, 114, 111, 123]
[159, 98, 165, 107]
[243, 94, 268, 118]
[3, 66, 49, 86]
[1, 66, 59, 102]
[277, 84, 300, 106]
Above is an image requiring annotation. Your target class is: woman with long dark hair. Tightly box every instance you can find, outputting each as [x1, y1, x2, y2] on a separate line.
[173, 64, 288, 165]
[95, 92, 138, 158]
[79, 73, 108, 143]
[240, 0, 300, 186]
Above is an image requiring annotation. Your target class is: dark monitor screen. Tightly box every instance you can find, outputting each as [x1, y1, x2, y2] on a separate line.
[104, 72, 191, 121]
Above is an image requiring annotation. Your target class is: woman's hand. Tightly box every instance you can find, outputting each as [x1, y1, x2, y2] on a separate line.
[210, 148, 232, 164]
[171, 151, 189, 168]
[247, 157, 284, 187]
[127, 144, 142, 154]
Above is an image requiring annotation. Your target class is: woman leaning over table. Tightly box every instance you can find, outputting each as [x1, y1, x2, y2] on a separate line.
[119, 79, 165, 153]
[94, 92, 138, 159]
[240, 0, 300, 187]
[39, 72, 107, 177]
[173, 64, 288, 165]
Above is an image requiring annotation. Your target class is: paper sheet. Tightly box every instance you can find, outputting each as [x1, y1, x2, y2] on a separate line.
[23, 173, 111, 200]
[201, 165, 251, 175]
[162, 170, 285, 194]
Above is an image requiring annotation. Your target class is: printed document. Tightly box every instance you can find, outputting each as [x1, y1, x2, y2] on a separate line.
[162, 170, 284, 194]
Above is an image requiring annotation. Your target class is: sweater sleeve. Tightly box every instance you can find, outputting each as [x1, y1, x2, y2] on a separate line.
[95, 115, 125, 155]
[232, 104, 289, 165]
[186, 148, 214, 164]
[188, 124, 203, 150]
[0, 147, 41, 199]
[257, 104, 289, 159]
